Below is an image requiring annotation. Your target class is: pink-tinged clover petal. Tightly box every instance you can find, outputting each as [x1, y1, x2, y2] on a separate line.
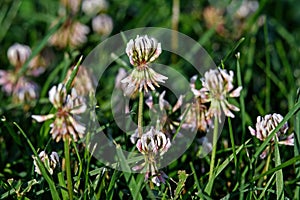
[278, 133, 294, 146]
[32, 114, 55, 122]
[229, 86, 242, 97]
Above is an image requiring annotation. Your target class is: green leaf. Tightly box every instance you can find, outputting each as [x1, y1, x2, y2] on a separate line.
[257, 174, 275, 200]
[107, 170, 119, 200]
[116, 145, 143, 200]
[252, 155, 300, 182]
[58, 172, 69, 200]
[274, 140, 284, 200]
[295, 89, 300, 199]
[0, 0, 21, 43]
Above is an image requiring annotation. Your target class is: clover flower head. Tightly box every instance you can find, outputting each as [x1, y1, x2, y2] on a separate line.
[200, 68, 242, 122]
[49, 19, 90, 49]
[7, 43, 31, 68]
[248, 113, 293, 144]
[32, 83, 87, 142]
[133, 127, 171, 186]
[126, 35, 162, 67]
[248, 113, 294, 159]
[92, 14, 113, 36]
[0, 44, 46, 105]
[203, 6, 227, 36]
[13, 77, 39, 103]
[136, 127, 171, 155]
[121, 35, 167, 94]
[32, 151, 59, 175]
[82, 0, 108, 15]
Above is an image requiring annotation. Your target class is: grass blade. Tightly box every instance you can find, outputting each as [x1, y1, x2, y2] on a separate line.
[116, 145, 143, 200]
[294, 89, 300, 199]
[274, 140, 284, 200]
[14, 122, 61, 200]
[0, 0, 21, 43]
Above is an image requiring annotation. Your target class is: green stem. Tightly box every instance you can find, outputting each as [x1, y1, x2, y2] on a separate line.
[64, 139, 73, 200]
[228, 118, 237, 168]
[138, 91, 144, 138]
[263, 146, 272, 180]
[207, 116, 219, 194]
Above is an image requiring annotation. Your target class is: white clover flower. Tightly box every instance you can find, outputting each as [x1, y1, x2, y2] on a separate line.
[121, 35, 167, 94]
[136, 127, 171, 155]
[200, 68, 242, 122]
[133, 127, 171, 186]
[7, 43, 31, 68]
[32, 83, 86, 142]
[49, 20, 90, 49]
[248, 113, 294, 159]
[82, 0, 108, 15]
[33, 151, 59, 175]
[92, 14, 113, 36]
[126, 35, 162, 67]
[13, 77, 39, 103]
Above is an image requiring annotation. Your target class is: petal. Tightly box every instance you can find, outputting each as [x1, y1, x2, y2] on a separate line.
[278, 133, 294, 146]
[32, 114, 55, 122]
[229, 86, 242, 97]
[248, 126, 256, 137]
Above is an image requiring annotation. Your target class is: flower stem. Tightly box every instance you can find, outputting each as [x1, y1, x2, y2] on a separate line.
[64, 139, 73, 200]
[138, 91, 144, 137]
[263, 146, 272, 181]
[208, 116, 219, 193]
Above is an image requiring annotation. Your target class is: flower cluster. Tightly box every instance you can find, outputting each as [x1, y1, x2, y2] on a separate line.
[181, 75, 212, 133]
[32, 83, 86, 142]
[133, 127, 171, 186]
[121, 35, 168, 94]
[32, 151, 59, 175]
[248, 113, 294, 159]
[200, 68, 242, 122]
[50, 0, 113, 49]
[0, 43, 46, 105]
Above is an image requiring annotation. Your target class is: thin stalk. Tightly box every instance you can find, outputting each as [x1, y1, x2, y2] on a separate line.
[138, 91, 144, 137]
[64, 139, 73, 200]
[228, 118, 237, 168]
[84, 131, 91, 200]
[263, 146, 272, 181]
[207, 116, 219, 195]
